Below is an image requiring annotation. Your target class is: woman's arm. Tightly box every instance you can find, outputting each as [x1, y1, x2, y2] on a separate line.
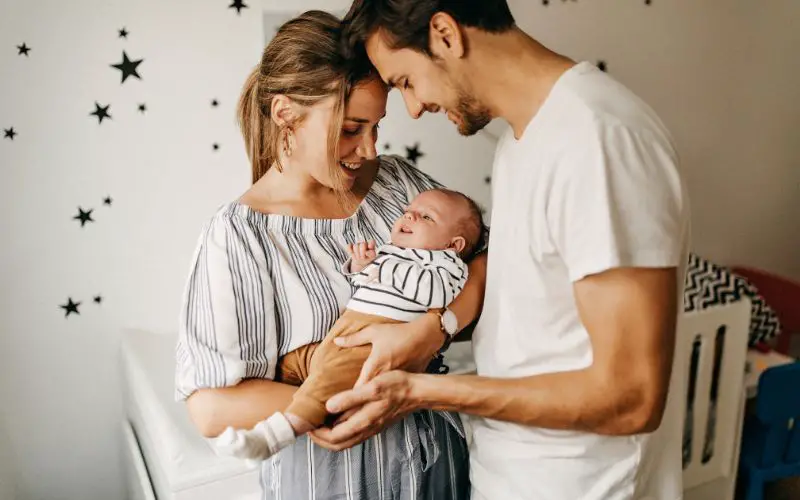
[186, 379, 298, 438]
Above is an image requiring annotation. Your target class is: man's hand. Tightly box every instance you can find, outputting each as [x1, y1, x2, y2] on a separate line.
[347, 240, 377, 273]
[309, 371, 419, 451]
[335, 312, 443, 387]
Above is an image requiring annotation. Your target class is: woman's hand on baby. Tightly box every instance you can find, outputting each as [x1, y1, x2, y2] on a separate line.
[334, 312, 443, 388]
[347, 240, 377, 273]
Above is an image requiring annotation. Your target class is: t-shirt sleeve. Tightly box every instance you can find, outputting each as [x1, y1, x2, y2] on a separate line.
[546, 121, 689, 282]
[175, 211, 278, 401]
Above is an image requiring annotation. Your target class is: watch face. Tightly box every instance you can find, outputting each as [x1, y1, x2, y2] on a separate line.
[443, 309, 458, 335]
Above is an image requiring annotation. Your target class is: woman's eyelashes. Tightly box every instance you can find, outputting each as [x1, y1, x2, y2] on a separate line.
[342, 123, 380, 137]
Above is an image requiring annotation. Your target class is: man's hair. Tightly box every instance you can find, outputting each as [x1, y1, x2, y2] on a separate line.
[341, 0, 515, 59]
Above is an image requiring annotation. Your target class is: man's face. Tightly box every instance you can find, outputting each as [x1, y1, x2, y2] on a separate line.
[365, 31, 491, 136]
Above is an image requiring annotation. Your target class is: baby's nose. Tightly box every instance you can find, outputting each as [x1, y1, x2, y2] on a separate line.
[404, 211, 416, 221]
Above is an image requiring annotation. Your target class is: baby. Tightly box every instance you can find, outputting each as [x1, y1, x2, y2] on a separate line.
[214, 188, 485, 461]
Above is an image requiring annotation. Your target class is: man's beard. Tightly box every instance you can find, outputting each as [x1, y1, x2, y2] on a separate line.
[453, 87, 492, 136]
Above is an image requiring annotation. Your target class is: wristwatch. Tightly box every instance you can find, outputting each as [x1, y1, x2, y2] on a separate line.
[435, 308, 458, 352]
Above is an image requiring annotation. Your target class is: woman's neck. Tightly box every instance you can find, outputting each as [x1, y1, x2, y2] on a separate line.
[240, 160, 377, 219]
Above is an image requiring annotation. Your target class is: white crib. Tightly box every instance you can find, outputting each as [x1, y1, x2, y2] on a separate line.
[677, 299, 751, 500]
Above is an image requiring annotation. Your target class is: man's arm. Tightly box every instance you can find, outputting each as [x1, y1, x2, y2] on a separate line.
[416, 266, 678, 435]
[321, 265, 678, 444]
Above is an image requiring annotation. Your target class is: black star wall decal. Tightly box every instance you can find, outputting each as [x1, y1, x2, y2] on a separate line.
[118, 27, 129, 38]
[73, 207, 94, 227]
[93, 295, 103, 304]
[211, 99, 219, 107]
[484, 176, 492, 185]
[383, 143, 391, 151]
[90, 102, 111, 124]
[103, 196, 113, 206]
[597, 60, 607, 72]
[4, 127, 16, 140]
[60, 298, 81, 317]
[138, 103, 147, 113]
[110, 51, 143, 83]
[405, 143, 424, 164]
[212, 143, 220, 151]
[17, 43, 31, 56]
[229, 0, 248, 15]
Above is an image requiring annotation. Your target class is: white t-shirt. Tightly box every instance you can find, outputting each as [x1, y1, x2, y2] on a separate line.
[469, 61, 690, 500]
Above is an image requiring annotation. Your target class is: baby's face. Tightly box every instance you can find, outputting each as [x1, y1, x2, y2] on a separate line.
[391, 190, 467, 251]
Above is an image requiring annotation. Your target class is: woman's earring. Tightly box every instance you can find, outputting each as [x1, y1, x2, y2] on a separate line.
[283, 128, 294, 158]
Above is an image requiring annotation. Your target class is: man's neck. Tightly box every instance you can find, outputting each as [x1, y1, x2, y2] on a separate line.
[465, 28, 575, 139]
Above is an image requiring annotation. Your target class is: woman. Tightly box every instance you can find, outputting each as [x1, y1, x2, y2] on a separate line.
[175, 11, 486, 499]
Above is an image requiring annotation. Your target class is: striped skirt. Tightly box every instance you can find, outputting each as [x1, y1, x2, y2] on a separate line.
[261, 410, 470, 500]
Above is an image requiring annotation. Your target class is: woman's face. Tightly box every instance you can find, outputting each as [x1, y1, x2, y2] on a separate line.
[290, 77, 388, 191]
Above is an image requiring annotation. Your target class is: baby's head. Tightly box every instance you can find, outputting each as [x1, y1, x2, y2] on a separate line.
[391, 189, 486, 260]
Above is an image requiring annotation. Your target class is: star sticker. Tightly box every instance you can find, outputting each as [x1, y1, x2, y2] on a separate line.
[110, 51, 143, 83]
[60, 298, 81, 318]
[597, 60, 607, 72]
[118, 27, 129, 38]
[17, 43, 31, 56]
[90, 102, 111, 124]
[211, 99, 219, 107]
[212, 143, 220, 151]
[103, 196, 113, 206]
[73, 207, 94, 227]
[542, 0, 549, 4]
[138, 103, 147, 113]
[229, 0, 248, 15]
[484, 176, 491, 185]
[405, 143, 424, 164]
[4, 127, 16, 140]
[645, 0, 652, 4]
[383, 143, 391, 150]
[93, 295, 103, 304]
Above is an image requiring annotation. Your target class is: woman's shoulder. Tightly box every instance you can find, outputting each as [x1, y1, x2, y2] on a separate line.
[195, 201, 259, 246]
[374, 154, 445, 198]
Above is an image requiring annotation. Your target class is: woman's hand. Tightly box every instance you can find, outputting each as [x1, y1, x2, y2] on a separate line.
[334, 312, 443, 387]
[309, 371, 419, 451]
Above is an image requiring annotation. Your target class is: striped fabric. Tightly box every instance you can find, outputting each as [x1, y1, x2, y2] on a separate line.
[175, 155, 470, 500]
[345, 245, 468, 321]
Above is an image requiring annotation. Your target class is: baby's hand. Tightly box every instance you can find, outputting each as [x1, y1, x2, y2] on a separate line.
[347, 241, 377, 273]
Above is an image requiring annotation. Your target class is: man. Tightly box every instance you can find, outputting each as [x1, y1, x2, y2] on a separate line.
[316, 1, 691, 498]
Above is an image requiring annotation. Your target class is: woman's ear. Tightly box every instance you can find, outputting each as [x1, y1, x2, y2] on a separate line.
[270, 94, 297, 128]
[448, 236, 466, 255]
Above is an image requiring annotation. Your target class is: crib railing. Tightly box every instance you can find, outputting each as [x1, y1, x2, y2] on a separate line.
[678, 299, 751, 497]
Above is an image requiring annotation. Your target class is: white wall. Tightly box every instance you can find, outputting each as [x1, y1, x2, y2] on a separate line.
[0, 416, 18, 500]
[1, 0, 798, 499]
[0, 1, 262, 498]
[505, 0, 800, 279]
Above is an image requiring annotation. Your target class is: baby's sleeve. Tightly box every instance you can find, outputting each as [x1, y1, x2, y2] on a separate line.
[175, 211, 279, 401]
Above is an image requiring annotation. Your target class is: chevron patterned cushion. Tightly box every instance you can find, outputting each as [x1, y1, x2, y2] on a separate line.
[684, 253, 782, 346]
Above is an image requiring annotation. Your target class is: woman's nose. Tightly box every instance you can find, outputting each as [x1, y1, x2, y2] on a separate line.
[356, 132, 377, 160]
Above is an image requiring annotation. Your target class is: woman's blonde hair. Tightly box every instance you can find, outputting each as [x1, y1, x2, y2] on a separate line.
[237, 10, 376, 185]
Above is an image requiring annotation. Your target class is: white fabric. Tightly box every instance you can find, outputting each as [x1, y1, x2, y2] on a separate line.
[470, 61, 690, 500]
[121, 329, 261, 495]
[342, 244, 468, 321]
[212, 412, 296, 463]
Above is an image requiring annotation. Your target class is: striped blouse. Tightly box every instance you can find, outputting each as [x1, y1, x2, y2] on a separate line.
[344, 245, 468, 322]
[174, 155, 470, 500]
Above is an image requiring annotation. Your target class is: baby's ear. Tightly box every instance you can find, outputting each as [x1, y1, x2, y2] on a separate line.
[449, 236, 466, 255]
